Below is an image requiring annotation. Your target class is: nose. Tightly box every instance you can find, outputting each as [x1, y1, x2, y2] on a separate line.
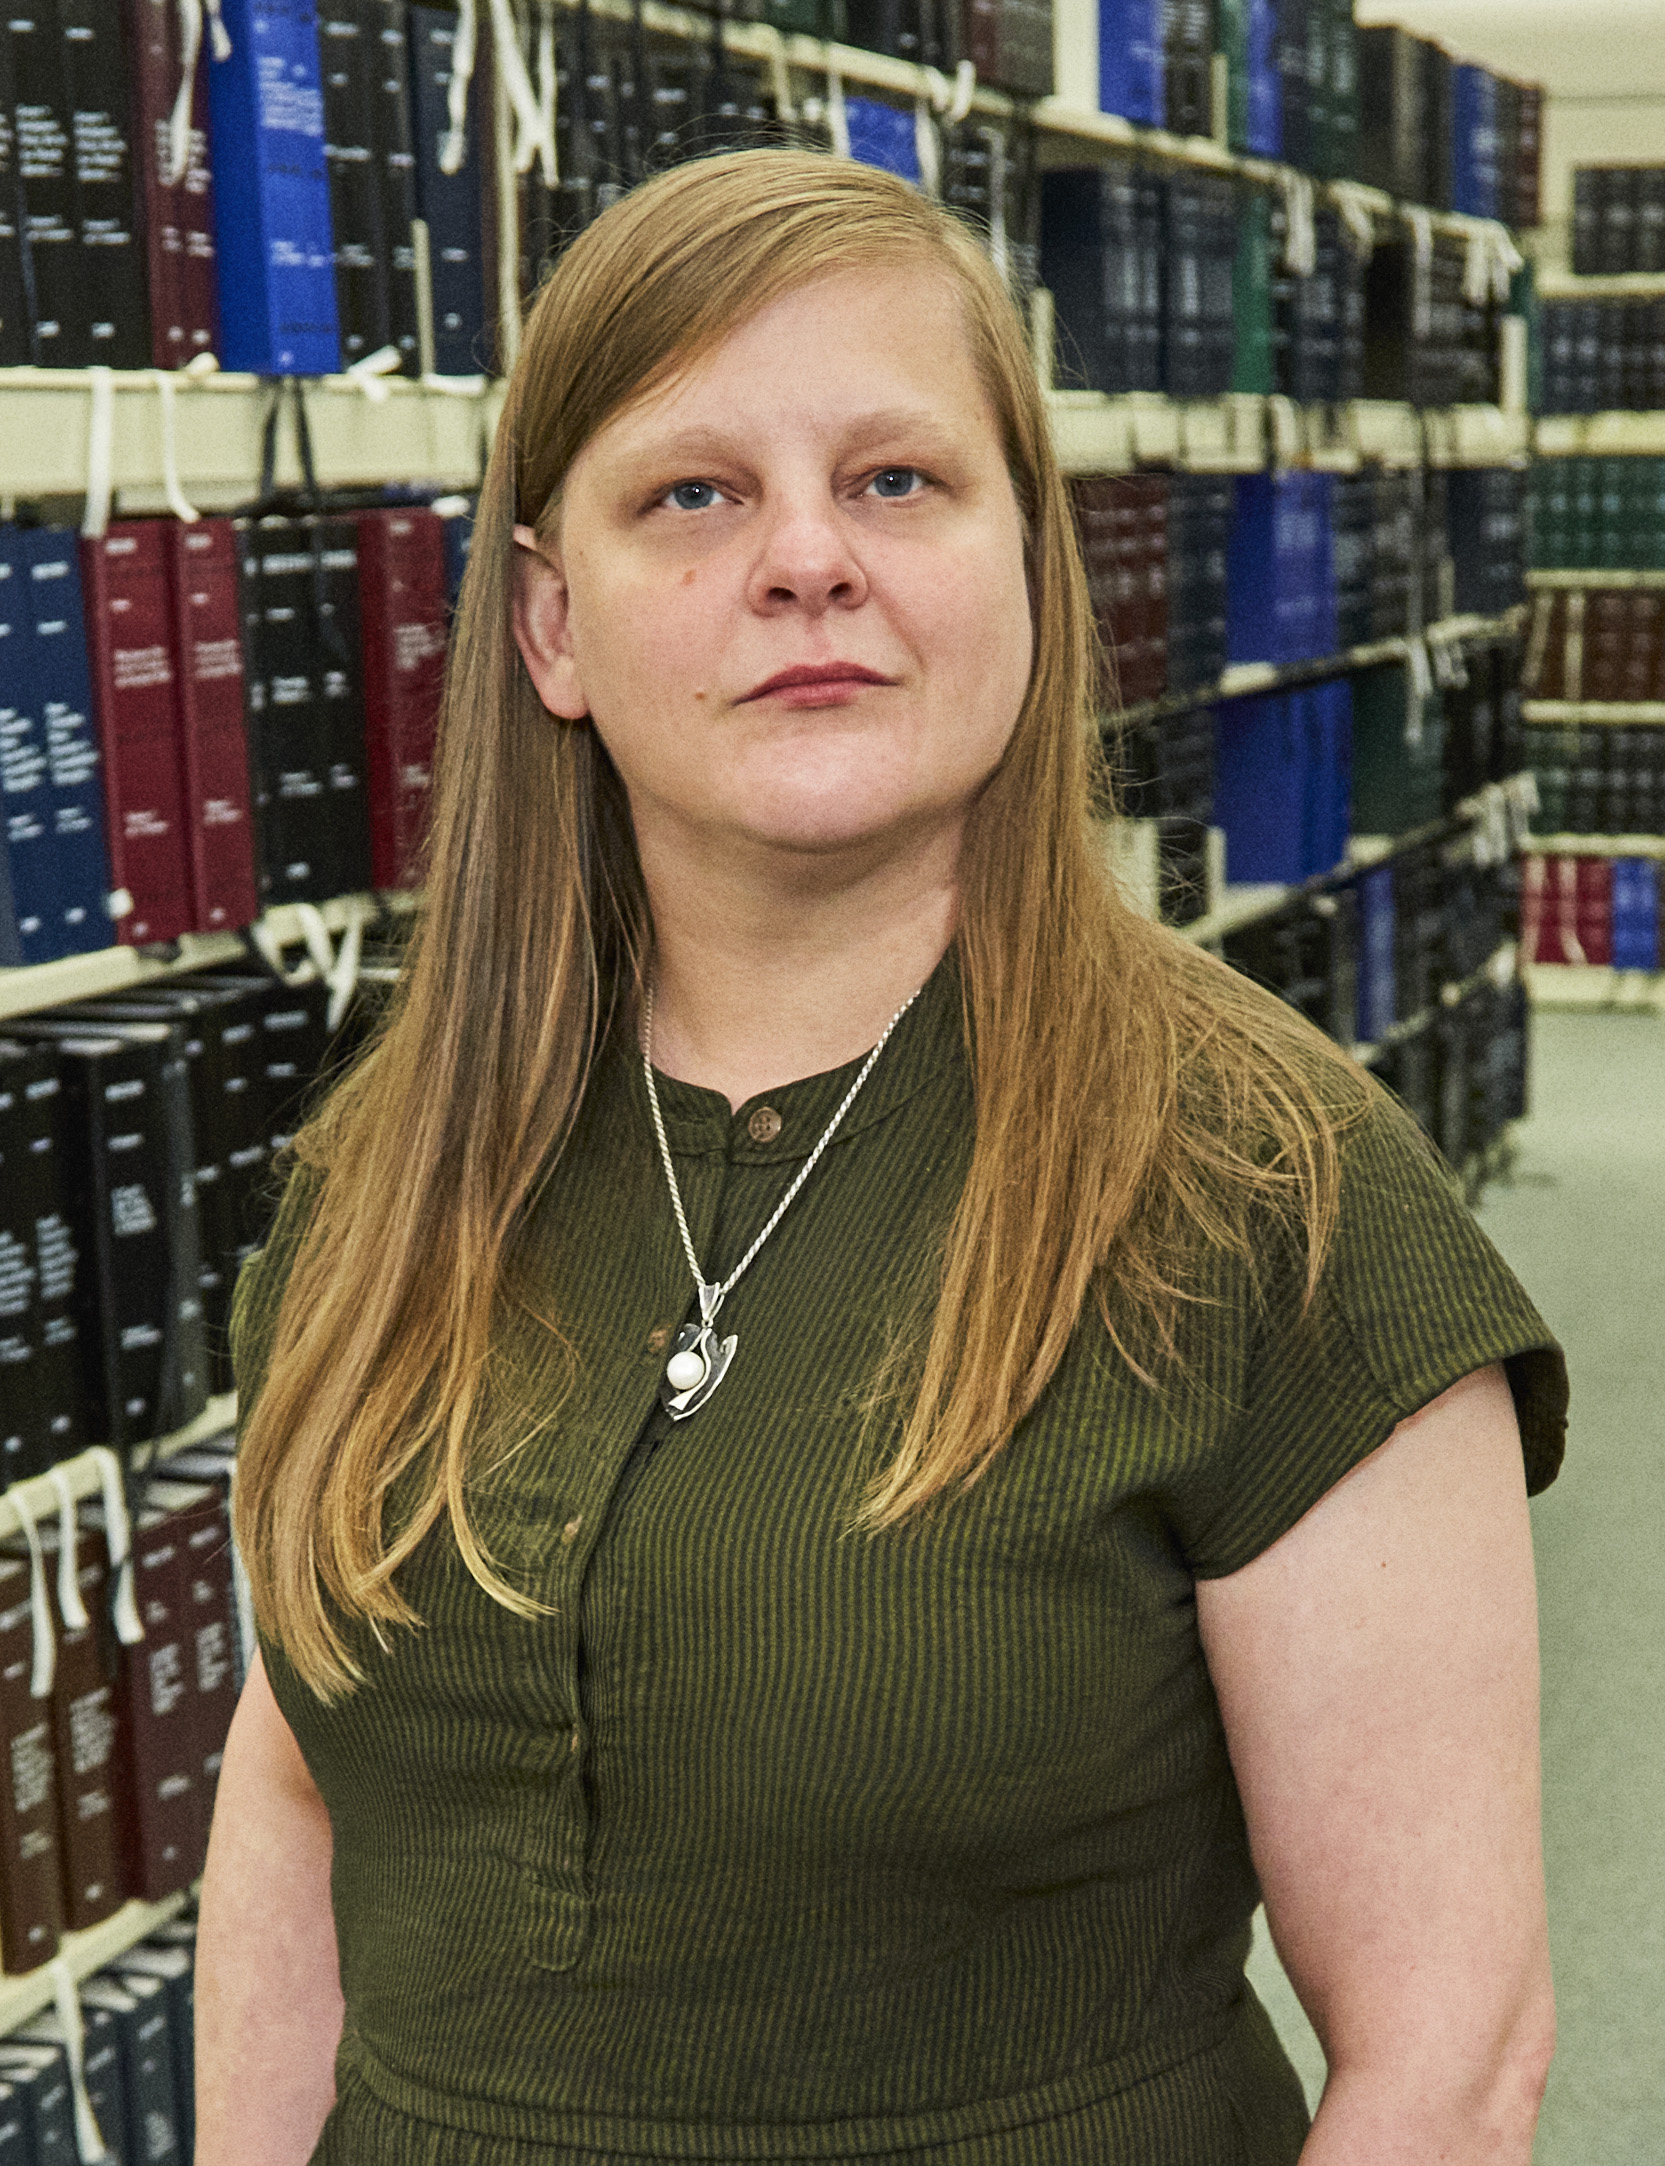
[745, 487, 870, 616]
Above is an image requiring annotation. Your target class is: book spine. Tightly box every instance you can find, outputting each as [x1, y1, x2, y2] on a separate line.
[48, 1529, 130, 1930]
[206, 0, 341, 373]
[3, 530, 70, 965]
[165, 519, 259, 933]
[59, 0, 151, 365]
[237, 519, 336, 908]
[0, 1074, 47, 1488]
[7, 0, 82, 363]
[115, 1506, 203, 1898]
[0, 34, 34, 363]
[407, 2, 485, 373]
[176, 1491, 238, 1835]
[0, 538, 36, 967]
[126, 0, 219, 365]
[356, 509, 445, 889]
[79, 524, 196, 946]
[1098, 0, 1163, 128]
[371, 0, 419, 370]
[0, 1558, 64, 1973]
[15, 1056, 89, 1464]
[311, 516, 374, 895]
[320, 0, 389, 365]
[20, 528, 116, 960]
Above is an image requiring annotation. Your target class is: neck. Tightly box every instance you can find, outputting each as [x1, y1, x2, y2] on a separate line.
[640, 828, 959, 1112]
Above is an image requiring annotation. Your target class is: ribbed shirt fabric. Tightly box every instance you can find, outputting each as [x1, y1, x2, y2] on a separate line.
[233, 951, 1568, 2166]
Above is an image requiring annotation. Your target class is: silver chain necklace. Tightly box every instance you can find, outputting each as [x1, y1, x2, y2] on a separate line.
[641, 981, 921, 1420]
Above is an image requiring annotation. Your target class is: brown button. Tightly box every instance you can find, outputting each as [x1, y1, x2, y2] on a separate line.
[561, 1516, 582, 1545]
[747, 1106, 783, 1144]
[646, 1325, 670, 1354]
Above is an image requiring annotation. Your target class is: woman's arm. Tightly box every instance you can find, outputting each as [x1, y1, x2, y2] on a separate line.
[195, 1649, 346, 2166]
[1197, 1363, 1554, 2164]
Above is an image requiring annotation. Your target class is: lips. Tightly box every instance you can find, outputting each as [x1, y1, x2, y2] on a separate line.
[742, 663, 896, 700]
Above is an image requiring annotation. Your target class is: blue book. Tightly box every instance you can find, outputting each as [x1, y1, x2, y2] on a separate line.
[1214, 691, 1309, 883]
[1099, 0, 1164, 126]
[1244, 0, 1280, 155]
[207, 0, 342, 373]
[1305, 677, 1352, 877]
[844, 98, 921, 183]
[1611, 857, 1660, 971]
[1226, 474, 1278, 664]
[408, 3, 487, 375]
[18, 529, 116, 959]
[1355, 862, 1396, 1045]
[0, 527, 66, 963]
[1452, 65, 1500, 222]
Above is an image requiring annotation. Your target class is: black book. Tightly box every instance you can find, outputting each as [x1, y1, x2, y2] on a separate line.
[0, 2045, 76, 2161]
[319, 0, 389, 367]
[1163, 172, 1235, 398]
[14, 2004, 126, 2165]
[7, 0, 81, 363]
[1162, 0, 1213, 140]
[1355, 24, 1422, 204]
[57, 0, 151, 364]
[309, 515, 375, 899]
[845, 0, 957, 68]
[0, 2079, 26, 2163]
[1, 1021, 208, 1450]
[0, 34, 31, 364]
[371, 0, 420, 369]
[169, 976, 274, 1280]
[0, 1058, 47, 1487]
[407, 0, 485, 374]
[189, 967, 332, 1212]
[0, 1041, 84, 1477]
[111, 1942, 195, 2163]
[81, 1970, 183, 2165]
[1275, 0, 1310, 174]
[65, 987, 249, 1397]
[1419, 36, 1453, 213]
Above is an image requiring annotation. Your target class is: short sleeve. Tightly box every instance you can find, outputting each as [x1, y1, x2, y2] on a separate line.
[1180, 1083, 1569, 1580]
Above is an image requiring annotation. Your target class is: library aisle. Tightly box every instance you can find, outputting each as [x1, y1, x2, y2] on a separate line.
[1248, 1006, 1665, 2158]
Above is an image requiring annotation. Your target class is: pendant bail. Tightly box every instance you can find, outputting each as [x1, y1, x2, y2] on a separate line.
[697, 1281, 723, 1327]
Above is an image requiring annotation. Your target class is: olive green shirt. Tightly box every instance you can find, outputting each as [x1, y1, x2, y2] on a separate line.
[233, 955, 1567, 2166]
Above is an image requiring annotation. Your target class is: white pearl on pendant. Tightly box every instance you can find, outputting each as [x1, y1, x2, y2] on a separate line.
[666, 1348, 708, 1393]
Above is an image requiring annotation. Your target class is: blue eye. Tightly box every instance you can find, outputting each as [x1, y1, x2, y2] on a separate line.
[665, 481, 721, 511]
[870, 468, 923, 498]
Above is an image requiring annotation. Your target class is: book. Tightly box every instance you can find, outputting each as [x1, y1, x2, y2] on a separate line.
[1452, 63, 1500, 223]
[1161, 0, 1211, 140]
[356, 507, 446, 891]
[1, 1019, 209, 1449]
[18, 529, 117, 960]
[843, 96, 919, 183]
[163, 518, 260, 936]
[13, 2003, 123, 2165]
[167, 972, 281, 1281]
[111, 1941, 196, 2164]
[962, 0, 1051, 99]
[125, 0, 220, 365]
[407, 0, 485, 374]
[1162, 172, 1237, 399]
[80, 522, 197, 948]
[206, 0, 342, 373]
[0, 1550, 64, 1973]
[5, 0, 88, 363]
[0, 2044, 77, 2157]
[80, 1970, 184, 2165]
[370, 0, 420, 370]
[1354, 24, 1422, 204]
[0, 32, 32, 365]
[1098, 0, 1163, 126]
[0, 531, 52, 966]
[1039, 163, 1162, 395]
[43, 1519, 130, 1929]
[0, 1041, 84, 1479]
[58, 0, 153, 363]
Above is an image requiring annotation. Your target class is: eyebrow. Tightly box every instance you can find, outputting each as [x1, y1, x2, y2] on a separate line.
[613, 408, 967, 468]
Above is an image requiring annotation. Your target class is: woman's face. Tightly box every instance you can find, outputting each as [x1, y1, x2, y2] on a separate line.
[512, 261, 1035, 876]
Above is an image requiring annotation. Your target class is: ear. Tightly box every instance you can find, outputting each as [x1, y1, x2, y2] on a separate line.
[511, 523, 590, 721]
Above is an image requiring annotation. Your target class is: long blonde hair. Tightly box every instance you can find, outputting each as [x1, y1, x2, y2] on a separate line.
[235, 148, 1369, 1697]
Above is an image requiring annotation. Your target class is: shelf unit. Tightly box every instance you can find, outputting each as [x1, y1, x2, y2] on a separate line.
[1527, 570, 1665, 591]
[1535, 413, 1665, 458]
[1524, 835, 1665, 859]
[1523, 701, 1665, 725]
[1524, 963, 1665, 1014]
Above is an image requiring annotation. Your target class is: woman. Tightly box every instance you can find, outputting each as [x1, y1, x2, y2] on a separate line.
[199, 149, 1567, 2165]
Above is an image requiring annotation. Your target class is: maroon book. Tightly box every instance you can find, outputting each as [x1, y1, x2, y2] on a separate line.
[145, 1477, 238, 1833]
[101, 1483, 215, 1899]
[356, 508, 446, 891]
[0, 1552, 64, 1973]
[124, 0, 219, 366]
[43, 1524, 132, 1931]
[164, 519, 259, 932]
[80, 522, 196, 945]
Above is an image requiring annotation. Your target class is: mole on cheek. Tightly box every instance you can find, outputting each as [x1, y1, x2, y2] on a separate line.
[682, 567, 697, 585]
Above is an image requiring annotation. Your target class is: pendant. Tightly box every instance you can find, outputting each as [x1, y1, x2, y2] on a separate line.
[659, 1319, 737, 1420]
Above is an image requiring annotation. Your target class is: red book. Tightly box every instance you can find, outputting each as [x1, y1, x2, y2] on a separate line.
[124, 0, 219, 366]
[43, 1524, 132, 1931]
[80, 522, 196, 945]
[0, 1552, 64, 1973]
[1575, 856, 1613, 967]
[144, 1478, 238, 1833]
[163, 519, 258, 931]
[356, 508, 446, 890]
[99, 1483, 214, 1898]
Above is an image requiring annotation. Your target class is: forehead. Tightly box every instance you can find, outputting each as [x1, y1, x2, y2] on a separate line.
[583, 262, 997, 466]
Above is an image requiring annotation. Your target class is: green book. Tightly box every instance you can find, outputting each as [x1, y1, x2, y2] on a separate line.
[1352, 664, 1445, 838]
[1232, 188, 1275, 395]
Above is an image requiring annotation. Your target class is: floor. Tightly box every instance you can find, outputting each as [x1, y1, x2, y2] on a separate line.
[1245, 1006, 1665, 2156]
